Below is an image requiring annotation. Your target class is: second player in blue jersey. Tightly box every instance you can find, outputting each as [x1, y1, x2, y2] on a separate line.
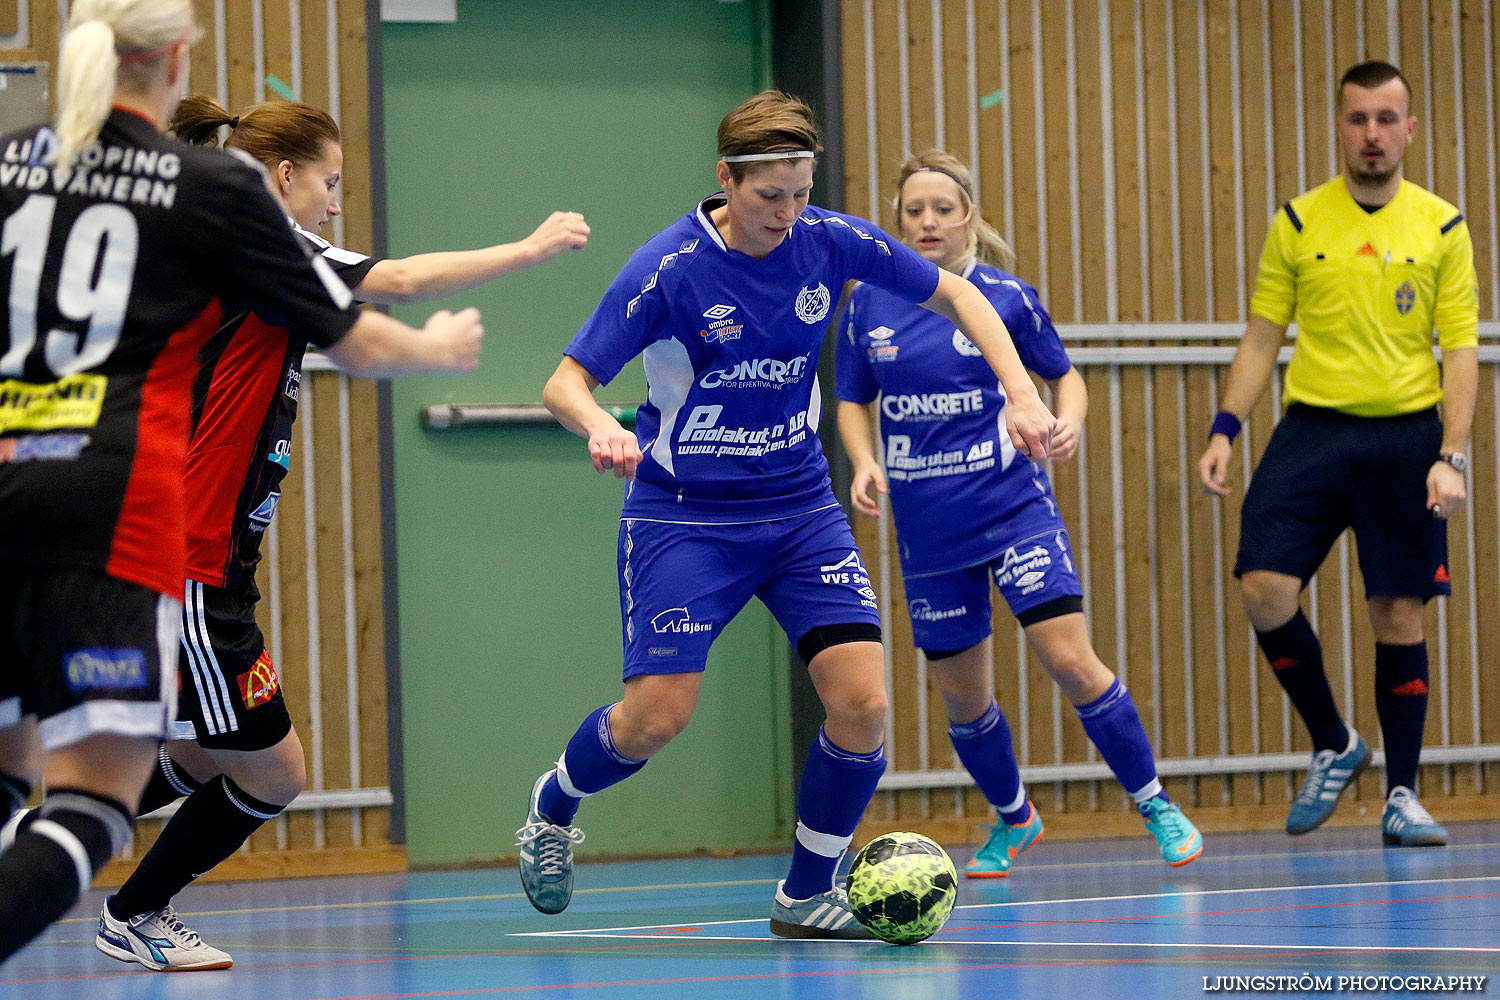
[516, 95, 1057, 938]
[837, 150, 1203, 875]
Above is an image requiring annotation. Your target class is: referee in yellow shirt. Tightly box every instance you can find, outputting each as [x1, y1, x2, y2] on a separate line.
[1198, 61, 1477, 848]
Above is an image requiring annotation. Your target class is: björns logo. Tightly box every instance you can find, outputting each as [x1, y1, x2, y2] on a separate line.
[65, 647, 149, 693]
[248, 491, 281, 526]
[881, 389, 984, 422]
[909, 599, 968, 622]
[651, 607, 713, 635]
[952, 329, 983, 357]
[795, 282, 832, 324]
[699, 356, 808, 389]
[268, 438, 292, 470]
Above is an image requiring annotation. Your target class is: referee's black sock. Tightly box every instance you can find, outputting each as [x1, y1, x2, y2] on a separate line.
[0, 789, 132, 965]
[1375, 642, 1429, 794]
[1256, 610, 1349, 753]
[136, 744, 203, 815]
[111, 775, 283, 920]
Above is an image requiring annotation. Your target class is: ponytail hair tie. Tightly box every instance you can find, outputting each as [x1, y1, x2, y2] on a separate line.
[228, 116, 240, 129]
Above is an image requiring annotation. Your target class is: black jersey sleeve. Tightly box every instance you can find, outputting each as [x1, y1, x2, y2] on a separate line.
[193, 153, 363, 350]
[293, 228, 382, 298]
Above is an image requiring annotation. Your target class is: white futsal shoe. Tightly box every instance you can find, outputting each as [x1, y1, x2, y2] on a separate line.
[95, 897, 233, 971]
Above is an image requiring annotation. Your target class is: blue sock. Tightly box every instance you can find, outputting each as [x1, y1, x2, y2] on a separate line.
[782, 728, 886, 900]
[1075, 679, 1168, 808]
[536, 703, 647, 826]
[948, 702, 1029, 824]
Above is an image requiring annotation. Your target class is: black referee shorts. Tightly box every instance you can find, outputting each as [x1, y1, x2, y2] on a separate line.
[0, 567, 178, 750]
[1235, 403, 1450, 600]
[173, 578, 293, 751]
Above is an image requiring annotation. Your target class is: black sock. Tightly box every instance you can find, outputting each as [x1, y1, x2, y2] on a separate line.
[111, 775, 282, 920]
[1256, 610, 1349, 752]
[0, 789, 132, 965]
[137, 744, 202, 815]
[0, 773, 30, 822]
[1375, 642, 1429, 793]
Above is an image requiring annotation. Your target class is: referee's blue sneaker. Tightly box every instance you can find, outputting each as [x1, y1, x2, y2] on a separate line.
[516, 770, 585, 915]
[1286, 732, 1371, 835]
[1381, 786, 1449, 847]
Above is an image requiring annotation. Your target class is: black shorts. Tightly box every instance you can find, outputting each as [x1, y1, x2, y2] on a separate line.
[173, 579, 292, 752]
[0, 567, 178, 750]
[1235, 403, 1450, 599]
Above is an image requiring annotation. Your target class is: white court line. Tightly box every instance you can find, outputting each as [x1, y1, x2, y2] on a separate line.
[510, 875, 1500, 939]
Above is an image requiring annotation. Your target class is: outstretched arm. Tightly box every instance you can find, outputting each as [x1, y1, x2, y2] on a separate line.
[543, 356, 642, 479]
[356, 211, 590, 305]
[921, 269, 1056, 460]
[322, 308, 484, 378]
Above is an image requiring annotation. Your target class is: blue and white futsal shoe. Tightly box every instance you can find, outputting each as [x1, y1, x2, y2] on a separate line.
[1286, 732, 1371, 835]
[769, 880, 875, 939]
[95, 896, 233, 971]
[516, 770, 586, 915]
[1381, 786, 1449, 847]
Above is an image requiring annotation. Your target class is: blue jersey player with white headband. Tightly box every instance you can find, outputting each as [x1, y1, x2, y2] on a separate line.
[837, 150, 1203, 876]
[517, 94, 1056, 938]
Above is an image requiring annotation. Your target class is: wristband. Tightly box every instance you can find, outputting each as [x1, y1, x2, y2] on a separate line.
[1209, 410, 1241, 443]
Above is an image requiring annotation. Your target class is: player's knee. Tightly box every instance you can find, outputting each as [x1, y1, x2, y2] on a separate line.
[1368, 597, 1424, 644]
[622, 704, 694, 756]
[1239, 572, 1299, 628]
[828, 688, 889, 736]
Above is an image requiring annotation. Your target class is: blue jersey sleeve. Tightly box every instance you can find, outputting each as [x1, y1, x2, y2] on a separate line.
[993, 275, 1072, 380]
[824, 212, 941, 304]
[835, 285, 881, 404]
[563, 243, 671, 385]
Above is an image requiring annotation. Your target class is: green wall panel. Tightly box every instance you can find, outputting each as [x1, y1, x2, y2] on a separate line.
[382, 1, 791, 866]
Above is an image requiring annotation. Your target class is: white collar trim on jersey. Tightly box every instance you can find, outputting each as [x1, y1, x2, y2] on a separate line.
[293, 219, 333, 249]
[960, 257, 977, 280]
[695, 194, 730, 252]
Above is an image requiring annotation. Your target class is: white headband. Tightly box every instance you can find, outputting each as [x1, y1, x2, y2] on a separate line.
[720, 150, 816, 163]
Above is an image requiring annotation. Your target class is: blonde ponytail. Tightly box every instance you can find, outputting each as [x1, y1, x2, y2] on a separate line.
[52, 0, 197, 178]
[55, 19, 120, 176]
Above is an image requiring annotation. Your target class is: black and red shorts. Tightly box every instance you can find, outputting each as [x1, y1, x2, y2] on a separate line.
[173, 579, 292, 751]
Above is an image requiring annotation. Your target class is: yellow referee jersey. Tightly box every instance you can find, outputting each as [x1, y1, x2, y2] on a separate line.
[1250, 176, 1478, 416]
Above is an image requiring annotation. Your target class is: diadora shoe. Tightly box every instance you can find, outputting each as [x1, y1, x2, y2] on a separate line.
[515, 770, 585, 915]
[1382, 786, 1449, 847]
[1140, 797, 1203, 866]
[95, 897, 233, 971]
[1286, 733, 1371, 835]
[965, 802, 1045, 878]
[768, 880, 874, 939]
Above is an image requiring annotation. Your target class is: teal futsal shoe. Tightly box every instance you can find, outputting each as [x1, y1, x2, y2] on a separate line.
[1140, 797, 1203, 866]
[1286, 733, 1371, 835]
[965, 801, 1044, 879]
[1381, 787, 1449, 847]
[515, 770, 585, 915]
[769, 880, 875, 939]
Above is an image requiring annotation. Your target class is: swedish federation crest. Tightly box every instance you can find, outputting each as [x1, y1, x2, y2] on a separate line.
[1394, 280, 1415, 315]
[795, 282, 832, 324]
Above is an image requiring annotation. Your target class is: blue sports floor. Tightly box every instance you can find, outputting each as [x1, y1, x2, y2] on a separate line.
[3, 822, 1496, 999]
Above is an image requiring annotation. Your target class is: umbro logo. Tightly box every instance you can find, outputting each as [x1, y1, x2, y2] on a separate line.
[703, 304, 736, 320]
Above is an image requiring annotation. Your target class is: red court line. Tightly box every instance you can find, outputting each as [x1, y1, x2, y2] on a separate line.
[957, 891, 1500, 931]
[302, 948, 1368, 1000]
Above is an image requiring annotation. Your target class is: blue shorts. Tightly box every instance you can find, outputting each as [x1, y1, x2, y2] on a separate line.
[903, 526, 1083, 653]
[617, 504, 881, 678]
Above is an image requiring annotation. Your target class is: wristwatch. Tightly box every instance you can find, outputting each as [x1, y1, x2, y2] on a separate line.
[1440, 452, 1469, 472]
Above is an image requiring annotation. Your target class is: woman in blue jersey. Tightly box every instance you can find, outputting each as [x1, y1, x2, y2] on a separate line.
[519, 93, 1055, 938]
[836, 150, 1202, 876]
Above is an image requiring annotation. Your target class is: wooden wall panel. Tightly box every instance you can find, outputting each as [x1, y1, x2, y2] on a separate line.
[2, 1, 397, 877]
[844, 0, 1500, 837]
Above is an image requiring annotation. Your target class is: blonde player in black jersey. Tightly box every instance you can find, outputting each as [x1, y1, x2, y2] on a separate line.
[77, 94, 585, 972]
[0, 0, 483, 966]
[1199, 61, 1477, 847]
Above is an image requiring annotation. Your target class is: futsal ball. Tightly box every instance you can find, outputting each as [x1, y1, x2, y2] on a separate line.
[846, 832, 958, 944]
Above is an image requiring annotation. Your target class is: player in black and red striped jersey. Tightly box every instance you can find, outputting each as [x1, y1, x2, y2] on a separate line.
[73, 94, 585, 972]
[0, 0, 483, 966]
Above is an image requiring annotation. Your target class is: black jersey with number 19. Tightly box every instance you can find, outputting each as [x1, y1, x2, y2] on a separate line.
[0, 109, 361, 597]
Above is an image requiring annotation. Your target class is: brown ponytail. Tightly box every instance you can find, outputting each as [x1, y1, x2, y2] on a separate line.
[169, 95, 340, 171]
